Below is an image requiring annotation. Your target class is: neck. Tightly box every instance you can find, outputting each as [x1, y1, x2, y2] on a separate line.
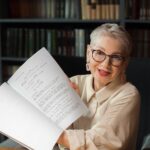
[93, 79, 105, 92]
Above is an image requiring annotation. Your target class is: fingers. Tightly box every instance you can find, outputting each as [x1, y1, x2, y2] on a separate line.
[69, 81, 80, 95]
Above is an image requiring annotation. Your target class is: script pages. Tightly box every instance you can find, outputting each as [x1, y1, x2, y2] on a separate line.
[0, 47, 88, 150]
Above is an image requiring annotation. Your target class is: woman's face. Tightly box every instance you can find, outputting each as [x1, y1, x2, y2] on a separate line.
[87, 36, 128, 90]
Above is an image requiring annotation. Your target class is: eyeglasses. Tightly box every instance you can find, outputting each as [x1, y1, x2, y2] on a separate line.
[91, 49, 126, 67]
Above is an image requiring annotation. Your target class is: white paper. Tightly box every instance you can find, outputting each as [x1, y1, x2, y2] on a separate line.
[0, 47, 88, 150]
[0, 83, 62, 150]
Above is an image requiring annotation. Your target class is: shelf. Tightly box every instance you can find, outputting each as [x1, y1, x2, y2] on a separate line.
[125, 19, 150, 24]
[0, 19, 121, 29]
[1, 57, 27, 62]
[0, 18, 120, 24]
[124, 20, 150, 28]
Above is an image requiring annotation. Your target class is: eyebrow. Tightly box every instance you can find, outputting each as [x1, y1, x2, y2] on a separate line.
[94, 48, 123, 56]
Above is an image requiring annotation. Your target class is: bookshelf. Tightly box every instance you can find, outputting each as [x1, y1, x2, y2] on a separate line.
[0, 0, 148, 102]
[0, 1, 121, 83]
[0, 0, 150, 83]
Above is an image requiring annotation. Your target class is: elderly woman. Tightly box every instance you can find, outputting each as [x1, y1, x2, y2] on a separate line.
[57, 23, 140, 150]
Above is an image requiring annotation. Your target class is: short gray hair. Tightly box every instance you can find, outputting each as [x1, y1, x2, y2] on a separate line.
[90, 23, 132, 56]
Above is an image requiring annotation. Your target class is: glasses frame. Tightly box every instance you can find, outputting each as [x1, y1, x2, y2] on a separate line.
[91, 49, 126, 67]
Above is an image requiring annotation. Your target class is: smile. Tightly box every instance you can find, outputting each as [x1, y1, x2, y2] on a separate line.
[98, 69, 111, 76]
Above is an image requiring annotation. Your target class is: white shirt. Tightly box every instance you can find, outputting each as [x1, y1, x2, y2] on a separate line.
[64, 74, 140, 150]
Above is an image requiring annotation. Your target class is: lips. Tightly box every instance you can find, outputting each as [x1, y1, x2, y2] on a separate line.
[98, 69, 110, 76]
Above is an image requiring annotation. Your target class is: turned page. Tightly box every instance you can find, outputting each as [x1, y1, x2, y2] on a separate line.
[0, 82, 62, 150]
[7, 47, 88, 129]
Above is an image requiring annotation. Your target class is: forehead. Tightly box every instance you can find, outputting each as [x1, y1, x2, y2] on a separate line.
[90, 36, 123, 54]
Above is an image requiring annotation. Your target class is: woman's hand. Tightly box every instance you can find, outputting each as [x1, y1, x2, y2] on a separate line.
[69, 81, 80, 95]
[57, 131, 70, 148]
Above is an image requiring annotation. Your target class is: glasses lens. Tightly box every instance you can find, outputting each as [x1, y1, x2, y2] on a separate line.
[111, 55, 124, 66]
[92, 50, 105, 62]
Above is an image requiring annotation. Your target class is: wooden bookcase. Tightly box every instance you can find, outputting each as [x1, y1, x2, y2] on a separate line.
[0, 0, 123, 83]
[0, 0, 150, 82]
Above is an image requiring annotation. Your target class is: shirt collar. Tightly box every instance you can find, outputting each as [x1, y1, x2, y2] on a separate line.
[85, 75, 95, 102]
[85, 75, 125, 103]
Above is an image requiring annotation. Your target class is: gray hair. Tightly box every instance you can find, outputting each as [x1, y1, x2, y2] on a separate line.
[90, 23, 132, 56]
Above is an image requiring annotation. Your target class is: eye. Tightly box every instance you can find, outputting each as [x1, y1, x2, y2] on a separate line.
[95, 50, 105, 55]
[111, 55, 123, 60]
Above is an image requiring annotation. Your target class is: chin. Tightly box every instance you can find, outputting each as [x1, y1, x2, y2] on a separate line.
[97, 79, 110, 87]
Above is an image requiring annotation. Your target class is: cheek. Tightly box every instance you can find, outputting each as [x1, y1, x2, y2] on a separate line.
[112, 69, 120, 79]
[89, 59, 98, 72]
[111, 66, 123, 79]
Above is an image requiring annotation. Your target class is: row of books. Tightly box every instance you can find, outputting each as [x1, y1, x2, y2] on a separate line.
[126, 0, 150, 19]
[8, 0, 78, 19]
[81, 0, 120, 20]
[2, 0, 120, 20]
[129, 28, 150, 58]
[2, 27, 91, 58]
[2, 27, 150, 59]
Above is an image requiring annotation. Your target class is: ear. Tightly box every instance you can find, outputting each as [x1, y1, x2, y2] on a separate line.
[86, 44, 91, 63]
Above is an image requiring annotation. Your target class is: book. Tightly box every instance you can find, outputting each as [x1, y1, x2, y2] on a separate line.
[91, 0, 96, 19]
[0, 47, 88, 150]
